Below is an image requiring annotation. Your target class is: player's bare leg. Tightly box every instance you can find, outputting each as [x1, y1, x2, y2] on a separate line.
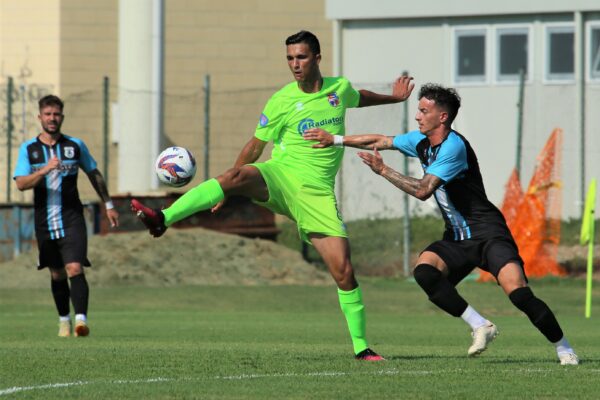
[310, 234, 383, 361]
[131, 165, 268, 237]
[498, 263, 578, 365]
[413, 251, 497, 357]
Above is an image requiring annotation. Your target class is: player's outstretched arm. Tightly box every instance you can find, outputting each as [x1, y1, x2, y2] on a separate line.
[303, 128, 394, 150]
[358, 148, 442, 201]
[86, 169, 119, 228]
[358, 75, 415, 107]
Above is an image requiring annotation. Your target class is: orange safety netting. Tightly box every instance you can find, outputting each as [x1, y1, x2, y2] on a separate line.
[479, 129, 566, 282]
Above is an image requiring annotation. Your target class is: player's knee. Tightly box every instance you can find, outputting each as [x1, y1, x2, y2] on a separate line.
[65, 263, 83, 277]
[508, 286, 533, 306]
[329, 261, 356, 289]
[413, 264, 443, 296]
[508, 286, 548, 318]
[50, 268, 67, 281]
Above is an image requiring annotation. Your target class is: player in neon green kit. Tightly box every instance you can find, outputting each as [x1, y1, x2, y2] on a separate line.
[131, 30, 414, 360]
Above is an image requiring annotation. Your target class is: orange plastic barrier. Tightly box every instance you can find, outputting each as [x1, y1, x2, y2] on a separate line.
[479, 129, 566, 282]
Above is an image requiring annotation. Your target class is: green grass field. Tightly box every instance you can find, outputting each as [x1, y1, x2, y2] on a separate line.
[1, 278, 599, 399]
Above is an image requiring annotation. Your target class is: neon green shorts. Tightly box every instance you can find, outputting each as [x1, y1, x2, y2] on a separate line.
[250, 161, 347, 242]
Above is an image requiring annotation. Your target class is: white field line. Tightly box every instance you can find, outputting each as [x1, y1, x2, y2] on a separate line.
[2, 369, 599, 396]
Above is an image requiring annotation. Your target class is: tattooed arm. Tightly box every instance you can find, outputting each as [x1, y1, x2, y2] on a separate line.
[357, 148, 443, 201]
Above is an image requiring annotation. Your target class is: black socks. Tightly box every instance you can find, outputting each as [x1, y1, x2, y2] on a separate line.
[509, 286, 563, 343]
[51, 278, 70, 316]
[69, 274, 89, 316]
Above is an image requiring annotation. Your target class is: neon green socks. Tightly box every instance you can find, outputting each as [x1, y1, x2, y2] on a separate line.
[338, 286, 369, 354]
[162, 178, 225, 226]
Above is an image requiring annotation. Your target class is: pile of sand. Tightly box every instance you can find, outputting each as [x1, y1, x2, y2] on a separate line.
[0, 228, 331, 288]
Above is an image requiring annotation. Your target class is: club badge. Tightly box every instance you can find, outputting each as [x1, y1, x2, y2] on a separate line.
[64, 146, 75, 159]
[327, 92, 339, 107]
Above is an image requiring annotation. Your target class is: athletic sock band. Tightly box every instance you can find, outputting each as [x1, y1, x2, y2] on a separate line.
[163, 178, 225, 226]
[461, 305, 489, 331]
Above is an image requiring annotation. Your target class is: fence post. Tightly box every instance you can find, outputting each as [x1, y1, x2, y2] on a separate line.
[515, 68, 525, 180]
[203, 74, 211, 180]
[6, 76, 14, 202]
[401, 71, 411, 277]
[13, 205, 21, 257]
[20, 84, 26, 143]
[103, 76, 110, 183]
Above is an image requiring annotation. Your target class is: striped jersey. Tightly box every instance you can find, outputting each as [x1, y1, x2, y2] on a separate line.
[13, 134, 97, 240]
[393, 130, 511, 241]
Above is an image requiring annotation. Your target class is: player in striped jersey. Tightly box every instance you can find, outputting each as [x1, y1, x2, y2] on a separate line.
[303, 83, 579, 365]
[14, 95, 119, 337]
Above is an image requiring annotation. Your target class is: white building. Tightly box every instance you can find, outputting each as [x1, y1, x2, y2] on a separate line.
[327, 0, 600, 220]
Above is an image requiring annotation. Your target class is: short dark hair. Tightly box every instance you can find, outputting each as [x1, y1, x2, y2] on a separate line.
[418, 84, 461, 126]
[285, 30, 320, 56]
[38, 95, 64, 111]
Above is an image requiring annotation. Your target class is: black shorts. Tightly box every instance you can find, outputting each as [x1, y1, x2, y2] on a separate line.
[36, 224, 91, 270]
[424, 237, 525, 285]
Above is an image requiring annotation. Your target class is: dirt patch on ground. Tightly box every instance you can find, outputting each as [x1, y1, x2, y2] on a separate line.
[557, 244, 600, 278]
[2, 227, 597, 289]
[0, 228, 330, 289]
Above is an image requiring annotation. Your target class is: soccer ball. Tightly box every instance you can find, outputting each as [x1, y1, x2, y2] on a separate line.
[155, 146, 197, 187]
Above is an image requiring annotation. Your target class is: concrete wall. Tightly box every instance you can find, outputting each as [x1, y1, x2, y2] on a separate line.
[333, 13, 600, 220]
[60, 0, 119, 199]
[0, 1, 60, 203]
[327, 0, 600, 20]
[0, 0, 332, 202]
[162, 0, 332, 187]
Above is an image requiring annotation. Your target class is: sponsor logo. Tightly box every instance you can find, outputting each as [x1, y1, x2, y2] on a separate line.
[31, 162, 79, 175]
[259, 113, 269, 127]
[297, 116, 345, 135]
[64, 146, 75, 159]
[327, 92, 340, 107]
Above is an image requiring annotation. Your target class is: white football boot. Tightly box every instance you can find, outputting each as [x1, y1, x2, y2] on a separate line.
[468, 322, 498, 357]
[558, 352, 579, 365]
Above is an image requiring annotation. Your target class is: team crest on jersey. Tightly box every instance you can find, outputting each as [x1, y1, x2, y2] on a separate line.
[32, 151, 39, 159]
[259, 113, 269, 127]
[327, 92, 340, 107]
[64, 146, 75, 159]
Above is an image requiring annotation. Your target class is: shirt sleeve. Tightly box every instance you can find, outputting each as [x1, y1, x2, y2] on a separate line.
[392, 130, 424, 157]
[254, 94, 286, 143]
[13, 143, 32, 178]
[341, 78, 360, 109]
[77, 140, 98, 173]
[425, 135, 468, 183]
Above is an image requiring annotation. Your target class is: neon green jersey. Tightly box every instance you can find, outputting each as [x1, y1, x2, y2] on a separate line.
[255, 76, 360, 188]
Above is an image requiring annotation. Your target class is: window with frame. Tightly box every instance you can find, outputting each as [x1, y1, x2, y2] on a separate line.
[590, 25, 600, 80]
[497, 27, 529, 81]
[546, 26, 574, 81]
[455, 28, 487, 83]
